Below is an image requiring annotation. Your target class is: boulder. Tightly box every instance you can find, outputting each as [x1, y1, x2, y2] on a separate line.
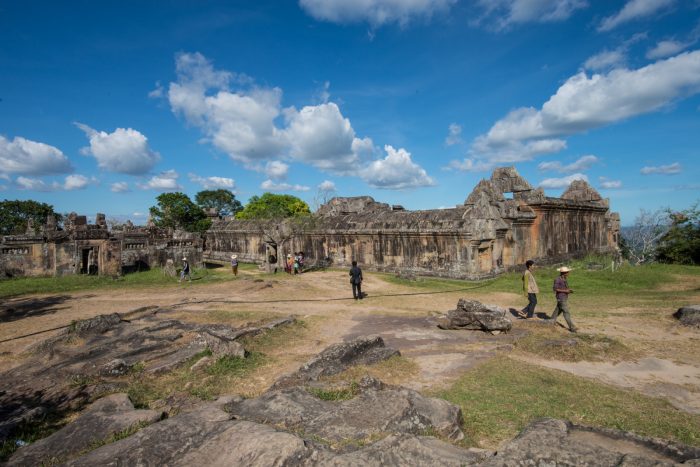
[674, 305, 700, 327]
[437, 299, 512, 333]
[272, 335, 399, 389]
[8, 393, 162, 466]
[99, 358, 132, 376]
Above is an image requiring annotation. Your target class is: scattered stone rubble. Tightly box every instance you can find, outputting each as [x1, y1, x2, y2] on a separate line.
[437, 299, 513, 333]
[5, 319, 700, 466]
[674, 305, 700, 327]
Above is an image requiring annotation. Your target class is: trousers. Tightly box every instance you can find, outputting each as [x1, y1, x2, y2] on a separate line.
[550, 300, 576, 330]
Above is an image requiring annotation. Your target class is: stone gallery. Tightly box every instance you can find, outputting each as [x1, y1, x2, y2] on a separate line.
[205, 167, 620, 279]
[0, 167, 620, 279]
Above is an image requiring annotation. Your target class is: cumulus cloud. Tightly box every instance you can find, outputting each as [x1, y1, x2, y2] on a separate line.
[474, 0, 588, 30]
[111, 182, 130, 193]
[15, 174, 93, 191]
[264, 161, 289, 180]
[75, 123, 160, 175]
[445, 123, 463, 146]
[0, 135, 72, 175]
[165, 53, 433, 190]
[469, 50, 700, 167]
[450, 138, 566, 172]
[538, 173, 588, 189]
[538, 155, 599, 173]
[362, 145, 435, 189]
[138, 170, 182, 191]
[640, 162, 682, 174]
[299, 0, 456, 27]
[188, 173, 236, 189]
[599, 176, 622, 189]
[318, 180, 336, 192]
[260, 180, 310, 192]
[598, 0, 675, 32]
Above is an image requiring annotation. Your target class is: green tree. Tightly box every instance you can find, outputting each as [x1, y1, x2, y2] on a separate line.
[195, 189, 242, 217]
[656, 203, 700, 265]
[149, 192, 211, 232]
[0, 199, 59, 235]
[236, 193, 311, 220]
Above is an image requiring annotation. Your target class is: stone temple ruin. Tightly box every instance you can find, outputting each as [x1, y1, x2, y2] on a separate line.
[205, 167, 620, 279]
[0, 167, 620, 279]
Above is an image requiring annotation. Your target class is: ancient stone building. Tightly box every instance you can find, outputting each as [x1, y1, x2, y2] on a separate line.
[0, 214, 203, 278]
[204, 167, 620, 279]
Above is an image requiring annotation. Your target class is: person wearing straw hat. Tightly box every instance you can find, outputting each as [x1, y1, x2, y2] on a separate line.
[548, 266, 577, 332]
[179, 257, 191, 283]
[230, 254, 239, 276]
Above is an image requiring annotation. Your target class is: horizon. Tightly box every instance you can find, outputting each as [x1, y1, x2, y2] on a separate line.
[1, 0, 699, 227]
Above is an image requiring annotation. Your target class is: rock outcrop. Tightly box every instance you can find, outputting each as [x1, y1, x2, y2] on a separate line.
[437, 299, 512, 333]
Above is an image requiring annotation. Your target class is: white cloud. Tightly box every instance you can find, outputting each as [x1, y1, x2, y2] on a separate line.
[471, 50, 700, 165]
[299, 0, 456, 27]
[148, 81, 164, 99]
[63, 174, 91, 191]
[646, 40, 688, 59]
[318, 180, 336, 192]
[76, 123, 160, 175]
[188, 173, 236, 189]
[283, 102, 363, 174]
[474, 0, 588, 30]
[362, 145, 435, 189]
[445, 123, 463, 146]
[640, 162, 682, 174]
[0, 135, 72, 175]
[584, 49, 626, 71]
[538, 154, 599, 173]
[538, 173, 588, 189]
[445, 158, 496, 172]
[111, 182, 130, 193]
[598, 0, 675, 32]
[264, 161, 289, 180]
[260, 180, 310, 192]
[452, 138, 566, 172]
[138, 170, 182, 191]
[599, 176, 622, 189]
[15, 174, 92, 191]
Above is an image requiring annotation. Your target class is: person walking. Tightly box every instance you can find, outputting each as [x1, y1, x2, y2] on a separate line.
[286, 254, 293, 274]
[548, 266, 577, 332]
[520, 260, 539, 318]
[349, 260, 363, 300]
[230, 254, 239, 276]
[179, 257, 191, 283]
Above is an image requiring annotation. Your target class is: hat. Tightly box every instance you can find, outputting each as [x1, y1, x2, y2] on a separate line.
[231, 254, 237, 259]
[182, 257, 187, 261]
[287, 254, 292, 257]
[557, 266, 572, 273]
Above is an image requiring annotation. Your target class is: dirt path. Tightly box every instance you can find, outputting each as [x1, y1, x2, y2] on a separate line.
[2, 268, 699, 414]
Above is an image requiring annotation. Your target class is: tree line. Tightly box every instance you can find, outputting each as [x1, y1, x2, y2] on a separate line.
[0, 190, 310, 235]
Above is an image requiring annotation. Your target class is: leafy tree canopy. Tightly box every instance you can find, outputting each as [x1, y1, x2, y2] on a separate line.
[149, 192, 211, 232]
[195, 189, 242, 217]
[0, 199, 59, 235]
[236, 193, 311, 220]
[656, 203, 700, 265]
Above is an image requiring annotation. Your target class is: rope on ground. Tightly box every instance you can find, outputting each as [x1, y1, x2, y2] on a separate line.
[0, 280, 496, 344]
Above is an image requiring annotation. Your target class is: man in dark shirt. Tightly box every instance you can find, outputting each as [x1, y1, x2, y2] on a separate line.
[549, 266, 578, 332]
[349, 260, 363, 300]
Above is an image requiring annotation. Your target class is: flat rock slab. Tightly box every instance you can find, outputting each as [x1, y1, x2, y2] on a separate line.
[226, 378, 465, 442]
[8, 393, 162, 466]
[0, 313, 294, 445]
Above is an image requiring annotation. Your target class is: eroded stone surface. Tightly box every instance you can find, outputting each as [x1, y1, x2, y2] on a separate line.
[674, 305, 700, 327]
[437, 299, 512, 332]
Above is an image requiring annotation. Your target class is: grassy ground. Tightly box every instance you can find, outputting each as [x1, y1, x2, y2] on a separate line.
[436, 356, 700, 449]
[0, 264, 260, 299]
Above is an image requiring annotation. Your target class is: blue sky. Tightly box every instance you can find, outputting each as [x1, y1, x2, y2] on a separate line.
[1, 0, 699, 225]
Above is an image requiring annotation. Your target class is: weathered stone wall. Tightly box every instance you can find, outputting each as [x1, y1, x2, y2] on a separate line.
[203, 167, 620, 279]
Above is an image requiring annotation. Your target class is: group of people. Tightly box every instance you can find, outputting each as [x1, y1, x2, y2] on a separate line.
[520, 260, 578, 333]
[285, 252, 305, 274]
